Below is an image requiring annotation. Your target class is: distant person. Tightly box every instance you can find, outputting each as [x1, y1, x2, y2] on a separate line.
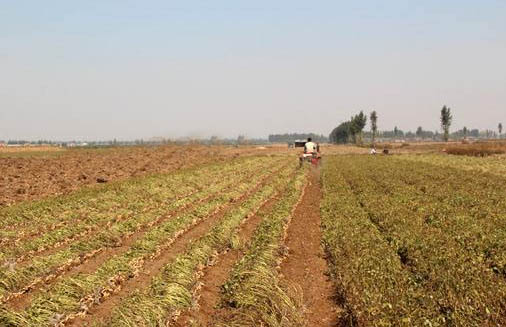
[370, 147, 377, 155]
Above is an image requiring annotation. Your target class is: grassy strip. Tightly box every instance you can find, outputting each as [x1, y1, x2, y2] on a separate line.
[0, 157, 274, 264]
[215, 169, 307, 327]
[0, 159, 277, 303]
[101, 164, 300, 326]
[0, 160, 286, 326]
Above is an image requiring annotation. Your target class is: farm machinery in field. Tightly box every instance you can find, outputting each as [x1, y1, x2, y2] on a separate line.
[295, 139, 321, 168]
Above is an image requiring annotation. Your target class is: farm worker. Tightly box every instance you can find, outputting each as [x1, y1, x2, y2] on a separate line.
[370, 148, 377, 155]
[304, 137, 318, 154]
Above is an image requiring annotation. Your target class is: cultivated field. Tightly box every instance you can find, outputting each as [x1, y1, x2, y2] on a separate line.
[0, 145, 505, 326]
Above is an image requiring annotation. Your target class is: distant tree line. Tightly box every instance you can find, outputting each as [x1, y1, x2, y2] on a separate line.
[329, 106, 504, 144]
[268, 133, 328, 143]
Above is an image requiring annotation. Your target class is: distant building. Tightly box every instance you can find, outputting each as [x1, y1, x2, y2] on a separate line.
[294, 140, 306, 148]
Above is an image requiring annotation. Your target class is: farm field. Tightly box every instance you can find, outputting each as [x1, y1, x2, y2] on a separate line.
[321, 155, 506, 326]
[1, 146, 505, 326]
[0, 145, 300, 207]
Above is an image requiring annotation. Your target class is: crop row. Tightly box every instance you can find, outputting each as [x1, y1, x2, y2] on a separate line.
[215, 166, 307, 326]
[99, 163, 302, 326]
[371, 157, 506, 279]
[0, 158, 282, 304]
[0, 159, 290, 325]
[0, 156, 274, 249]
[0, 156, 275, 264]
[321, 155, 506, 326]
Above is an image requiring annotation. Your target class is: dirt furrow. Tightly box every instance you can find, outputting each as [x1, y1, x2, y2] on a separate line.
[280, 168, 341, 327]
[172, 189, 285, 327]
[64, 165, 288, 326]
[5, 163, 285, 310]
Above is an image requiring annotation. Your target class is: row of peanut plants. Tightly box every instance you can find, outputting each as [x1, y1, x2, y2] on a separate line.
[0, 156, 274, 264]
[100, 163, 302, 326]
[0, 157, 281, 304]
[373, 156, 506, 280]
[215, 168, 308, 327]
[321, 155, 506, 326]
[0, 156, 273, 250]
[321, 159, 433, 326]
[349, 155, 506, 321]
[0, 157, 290, 326]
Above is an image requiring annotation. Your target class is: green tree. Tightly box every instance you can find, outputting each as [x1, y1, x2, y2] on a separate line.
[329, 121, 352, 144]
[350, 111, 367, 144]
[416, 126, 423, 138]
[499, 123, 503, 138]
[370, 111, 378, 144]
[463, 126, 468, 138]
[394, 126, 399, 138]
[440, 105, 453, 142]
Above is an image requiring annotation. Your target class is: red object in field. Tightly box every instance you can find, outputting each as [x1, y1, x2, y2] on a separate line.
[311, 157, 320, 165]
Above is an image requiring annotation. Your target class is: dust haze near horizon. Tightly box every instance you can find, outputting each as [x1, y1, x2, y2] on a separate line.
[1, 1, 505, 141]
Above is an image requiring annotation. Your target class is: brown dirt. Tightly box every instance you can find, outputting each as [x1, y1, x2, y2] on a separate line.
[280, 168, 341, 327]
[173, 191, 283, 327]
[64, 165, 285, 327]
[0, 145, 292, 207]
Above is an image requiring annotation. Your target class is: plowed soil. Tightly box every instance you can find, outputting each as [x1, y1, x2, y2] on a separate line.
[0, 145, 279, 207]
[280, 168, 341, 326]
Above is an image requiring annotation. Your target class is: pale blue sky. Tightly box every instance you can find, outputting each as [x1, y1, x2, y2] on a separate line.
[1, 1, 505, 140]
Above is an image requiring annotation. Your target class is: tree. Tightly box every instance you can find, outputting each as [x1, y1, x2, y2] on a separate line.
[329, 121, 352, 144]
[394, 126, 399, 138]
[499, 123, 503, 138]
[350, 111, 367, 144]
[463, 126, 468, 138]
[440, 105, 453, 142]
[370, 111, 378, 144]
[416, 126, 423, 138]
[237, 135, 247, 145]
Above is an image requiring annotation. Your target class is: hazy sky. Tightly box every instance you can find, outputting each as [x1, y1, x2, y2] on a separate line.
[1, 1, 505, 140]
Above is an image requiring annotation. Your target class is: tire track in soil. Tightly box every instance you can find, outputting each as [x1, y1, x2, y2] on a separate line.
[5, 162, 287, 311]
[65, 164, 292, 327]
[172, 185, 287, 327]
[280, 168, 341, 327]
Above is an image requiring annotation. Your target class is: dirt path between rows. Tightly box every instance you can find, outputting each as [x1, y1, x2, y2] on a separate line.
[280, 168, 341, 327]
[173, 191, 282, 327]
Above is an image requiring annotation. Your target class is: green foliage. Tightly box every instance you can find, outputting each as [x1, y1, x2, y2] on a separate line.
[329, 110, 368, 144]
[370, 111, 378, 144]
[440, 105, 453, 141]
[321, 155, 506, 326]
